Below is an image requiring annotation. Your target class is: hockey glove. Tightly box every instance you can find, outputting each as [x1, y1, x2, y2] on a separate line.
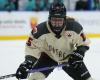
[68, 46, 89, 68]
[16, 55, 37, 79]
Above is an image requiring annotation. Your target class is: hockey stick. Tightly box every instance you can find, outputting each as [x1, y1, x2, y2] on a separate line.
[29, 63, 69, 73]
[0, 63, 69, 79]
[0, 74, 15, 80]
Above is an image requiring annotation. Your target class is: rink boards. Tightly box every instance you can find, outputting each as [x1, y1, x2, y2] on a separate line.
[0, 11, 100, 40]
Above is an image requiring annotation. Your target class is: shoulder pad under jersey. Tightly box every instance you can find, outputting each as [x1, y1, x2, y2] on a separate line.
[31, 21, 50, 39]
[65, 17, 83, 34]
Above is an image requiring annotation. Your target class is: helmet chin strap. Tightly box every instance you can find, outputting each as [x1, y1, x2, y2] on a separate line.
[49, 21, 65, 34]
[52, 26, 63, 32]
[48, 20, 65, 38]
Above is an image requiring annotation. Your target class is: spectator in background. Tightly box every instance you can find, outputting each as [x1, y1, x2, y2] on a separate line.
[12, 0, 19, 10]
[25, 0, 35, 11]
[53, 0, 58, 3]
[18, 0, 44, 11]
[53, 0, 63, 3]
[0, 0, 7, 11]
[43, 0, 64, 11]
[43, 0, 50, 11]
[33, 0, 44, 11]
[18, 0, 28, 11]
[75, 0, 88, 10]
[4, 0, 16, 11]
[93, 0, 100, 10]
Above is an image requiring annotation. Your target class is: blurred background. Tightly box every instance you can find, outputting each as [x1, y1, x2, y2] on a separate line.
[0, 0, 100, 80]
[0, 0, 100, 40]
[0, 0, 100, 11]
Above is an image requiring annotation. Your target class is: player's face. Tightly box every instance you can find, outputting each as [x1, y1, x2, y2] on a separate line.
[50, 17, 64, 27]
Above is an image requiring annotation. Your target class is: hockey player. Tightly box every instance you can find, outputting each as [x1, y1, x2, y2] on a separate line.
[16, 2, 94, 80]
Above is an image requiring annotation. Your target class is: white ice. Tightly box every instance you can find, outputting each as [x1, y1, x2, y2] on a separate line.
[0, 38, 100, 80]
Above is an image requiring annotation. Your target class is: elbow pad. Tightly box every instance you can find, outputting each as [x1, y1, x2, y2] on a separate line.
[22, 55, 38, 69]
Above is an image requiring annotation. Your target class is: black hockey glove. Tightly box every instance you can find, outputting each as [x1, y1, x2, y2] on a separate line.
[16, 55, 37, 79]
[68, 46, 89, 68]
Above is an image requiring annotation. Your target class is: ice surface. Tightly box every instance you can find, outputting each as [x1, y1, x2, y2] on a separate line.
[0, 38, 100, 80]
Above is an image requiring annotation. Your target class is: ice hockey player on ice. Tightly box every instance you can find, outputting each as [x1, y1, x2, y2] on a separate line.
[16, 2, 94, 80]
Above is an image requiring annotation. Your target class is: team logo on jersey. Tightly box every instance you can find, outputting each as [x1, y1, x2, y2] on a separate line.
[48, 45, 68, 60]
[64, 31, 72, 37]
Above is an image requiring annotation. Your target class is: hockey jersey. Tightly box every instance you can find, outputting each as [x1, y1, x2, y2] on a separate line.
[25, 17, 90, 63]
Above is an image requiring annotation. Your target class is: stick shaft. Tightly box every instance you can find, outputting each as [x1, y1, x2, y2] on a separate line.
[0, 63, 69, 79]
[0, 74, 16, 79]
[29, 63, 69, 73]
